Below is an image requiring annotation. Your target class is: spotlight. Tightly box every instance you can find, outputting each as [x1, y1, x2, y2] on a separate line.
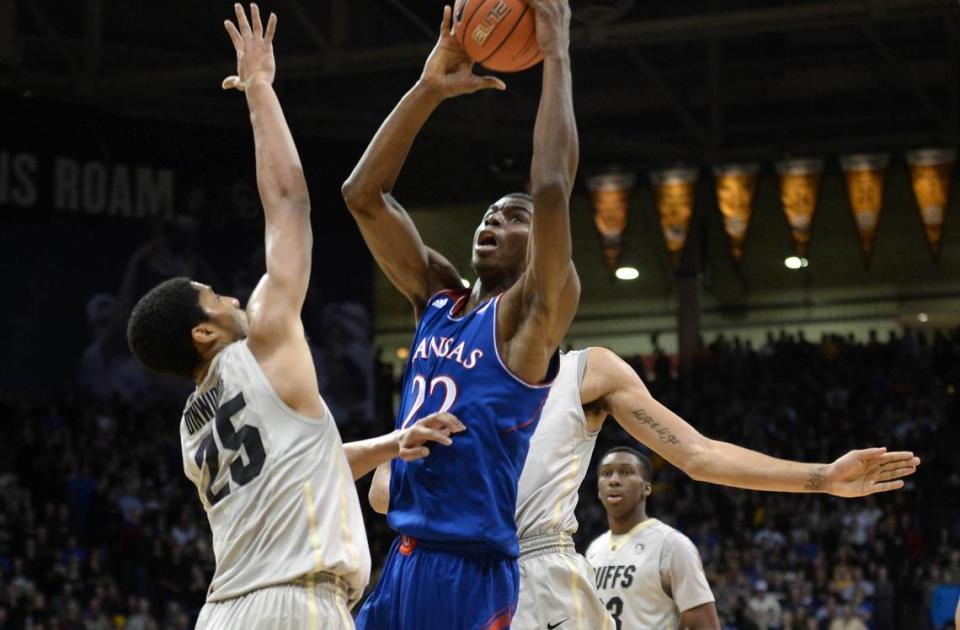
[784, 256, 808, 270]
[615, 266, 639, 280]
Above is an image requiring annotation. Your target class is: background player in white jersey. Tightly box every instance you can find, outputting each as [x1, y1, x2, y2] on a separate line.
[510, 348, 921, 630]
[125, 5, 465, 628]
[586, 447, 719, 630]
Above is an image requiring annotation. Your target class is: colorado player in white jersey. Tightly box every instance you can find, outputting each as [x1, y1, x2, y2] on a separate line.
[586, 447, 719, 630]
[511, 347, 921, 630]
[126, 5, 465, 628]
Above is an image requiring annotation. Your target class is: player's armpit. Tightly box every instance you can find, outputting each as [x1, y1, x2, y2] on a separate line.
[519, 173, 581, 349]
[343, 189, 462, 314]
[584, 347, 711, 472]
[679, 602, 721, 630]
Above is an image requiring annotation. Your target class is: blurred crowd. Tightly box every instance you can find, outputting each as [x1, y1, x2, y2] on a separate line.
[0, 328, 956, 628]
[76, 215, 376, 426]
[573, 329, 960, 630]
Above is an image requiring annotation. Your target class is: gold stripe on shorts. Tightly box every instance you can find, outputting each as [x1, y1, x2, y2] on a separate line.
[305, 573, 319, 630]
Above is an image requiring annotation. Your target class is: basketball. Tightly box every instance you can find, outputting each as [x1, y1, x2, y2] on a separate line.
[455, 0, 543, 73]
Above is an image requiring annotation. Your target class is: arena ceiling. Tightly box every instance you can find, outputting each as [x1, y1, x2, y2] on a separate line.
[2, 0, 958, 172]
[4, 0, 960, 335]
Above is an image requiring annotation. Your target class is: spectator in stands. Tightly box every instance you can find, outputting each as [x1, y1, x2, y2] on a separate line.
[829, 603, 867, 630]
[747, 579, 782, 629]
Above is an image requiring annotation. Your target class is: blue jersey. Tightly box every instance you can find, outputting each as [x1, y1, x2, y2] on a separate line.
[387, 289, 558, 557]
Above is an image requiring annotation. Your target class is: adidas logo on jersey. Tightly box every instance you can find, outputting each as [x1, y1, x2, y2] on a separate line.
[432, 298, 449, 309]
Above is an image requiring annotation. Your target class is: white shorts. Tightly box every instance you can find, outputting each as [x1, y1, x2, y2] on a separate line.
[514, 533, 615, 630]
[196, 574, 354, 630]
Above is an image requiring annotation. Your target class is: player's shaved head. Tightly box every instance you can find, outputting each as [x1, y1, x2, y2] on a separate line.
[599, 447, 653, 483]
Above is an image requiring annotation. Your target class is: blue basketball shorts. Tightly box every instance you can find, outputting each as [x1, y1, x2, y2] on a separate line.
[356, 536, 520, 630]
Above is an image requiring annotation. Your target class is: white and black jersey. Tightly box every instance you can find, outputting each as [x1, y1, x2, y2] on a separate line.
[180, 340, 370, 607]
[513, 350, 615, 630]
[586, 519, 715, 630]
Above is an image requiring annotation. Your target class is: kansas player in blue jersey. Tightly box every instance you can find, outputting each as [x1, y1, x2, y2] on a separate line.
[341, 1, 578, 627]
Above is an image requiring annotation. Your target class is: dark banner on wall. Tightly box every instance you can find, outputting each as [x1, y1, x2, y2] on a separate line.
[714, 163, 759, 264]
[840, 153, 890, 263]
[1, 97, 373, 414]
[587, 172, 634, 274]
[650, 167, 698, 269]
[906, 148, 956, 257]
[776, 158, 823, 258]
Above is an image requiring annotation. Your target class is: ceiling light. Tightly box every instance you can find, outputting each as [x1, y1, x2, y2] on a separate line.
[784, 256, 808, 270]
[918, 313, 929, 323]
[615, 266, 639, 280]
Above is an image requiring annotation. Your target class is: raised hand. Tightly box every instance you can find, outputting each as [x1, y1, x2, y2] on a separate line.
[824, 448, 921, 497]
[528, 0, 571, 57]
[419, 3, 506, 99]
[398, 412, 467, 461]
[222, 3, 277, 92]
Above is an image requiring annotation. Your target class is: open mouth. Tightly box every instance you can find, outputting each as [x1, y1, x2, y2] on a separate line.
[605, 492, 623, 505]
[476, 231, 498, 251]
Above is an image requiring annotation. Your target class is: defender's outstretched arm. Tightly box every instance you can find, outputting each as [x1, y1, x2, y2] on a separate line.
[223, 4, 310, 346]
[344, 413, 465, 481]
[583, 347, 920, 497]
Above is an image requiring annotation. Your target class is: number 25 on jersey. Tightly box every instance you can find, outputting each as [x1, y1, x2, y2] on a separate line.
[194, 393, 267, 506]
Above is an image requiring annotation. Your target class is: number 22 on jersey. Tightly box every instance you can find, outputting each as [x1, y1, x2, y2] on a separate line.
[400, 375, 458, 428]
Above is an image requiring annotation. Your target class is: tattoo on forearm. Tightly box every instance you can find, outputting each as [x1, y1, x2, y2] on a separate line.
[631, 409, 681, 445]
[805, 466, 827, 491]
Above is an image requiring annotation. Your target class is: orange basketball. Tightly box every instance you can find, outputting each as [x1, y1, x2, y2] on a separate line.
[454, 0, 543, 73]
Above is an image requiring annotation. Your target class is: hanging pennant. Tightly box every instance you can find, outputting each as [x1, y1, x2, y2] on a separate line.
[650, 167, 698, 268]
[906, 148, 956, 257]
[840, 153, 890, 263]
[587, 172, 635, 274]
[776, 159, 823, 258]
[714, 163, 759, 263]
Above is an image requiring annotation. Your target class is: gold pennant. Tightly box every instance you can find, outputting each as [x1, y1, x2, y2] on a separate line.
[587, 173, 635, 274]
[714, 164, 759, 263]
[841, 154, 890, 261]
[776, 159, 823, 258]
[906, 148, 956, 256]
[650, 168, 698, 268]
